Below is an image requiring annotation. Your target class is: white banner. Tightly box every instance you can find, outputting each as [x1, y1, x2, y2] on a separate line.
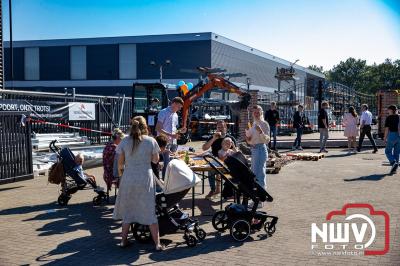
[68, 102, 96, 121]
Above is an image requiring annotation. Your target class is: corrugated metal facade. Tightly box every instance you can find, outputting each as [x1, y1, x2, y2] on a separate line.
[211, 40, 307, 92]
[3, 32, 324, 96]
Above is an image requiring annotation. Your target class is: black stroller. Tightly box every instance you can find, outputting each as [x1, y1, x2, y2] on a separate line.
[130, 159, 206, 247]
[49, 140, 107, 206]
[204, 152, 278, 242]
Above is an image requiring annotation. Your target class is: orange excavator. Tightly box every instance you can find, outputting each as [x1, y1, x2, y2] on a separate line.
[177, 67, 252, 144]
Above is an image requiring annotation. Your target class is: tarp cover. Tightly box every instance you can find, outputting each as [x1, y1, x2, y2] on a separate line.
[163, 159, 200, 194]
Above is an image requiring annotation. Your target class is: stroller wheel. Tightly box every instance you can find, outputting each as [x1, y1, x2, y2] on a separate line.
[195, 228, 206, 241]
[92, 196, 102, 206]
[230, 220, 251, 242]
[57, 195, 70, 206]
[132, 224, 152, 243]
[264, 222, 276, 235]
[212, 211, 229, 232]
[184, 234, 197, 247]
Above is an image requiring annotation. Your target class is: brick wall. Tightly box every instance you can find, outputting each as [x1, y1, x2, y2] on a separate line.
[238, 90, 259, 142]
[377, 90, 400, 135]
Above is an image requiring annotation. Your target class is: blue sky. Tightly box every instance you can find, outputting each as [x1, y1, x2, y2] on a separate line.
[2, 0, 399, 70]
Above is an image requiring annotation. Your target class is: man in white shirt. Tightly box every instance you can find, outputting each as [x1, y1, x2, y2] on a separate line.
[156, 97, 186, 178]
[357, 104, 378, 153]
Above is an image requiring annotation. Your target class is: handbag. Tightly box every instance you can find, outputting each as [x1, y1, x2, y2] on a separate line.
[48, 161, 66, 185]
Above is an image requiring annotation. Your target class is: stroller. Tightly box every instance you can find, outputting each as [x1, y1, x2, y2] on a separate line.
[49, 140, 107, 206]
[130, 159, 206, 247]
[203, 152, 278, 242]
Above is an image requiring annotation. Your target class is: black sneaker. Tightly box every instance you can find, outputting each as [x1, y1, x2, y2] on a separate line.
[373, 148, 378, 154]
[357, 147, 361, 152]
[390, 163, 398, 174]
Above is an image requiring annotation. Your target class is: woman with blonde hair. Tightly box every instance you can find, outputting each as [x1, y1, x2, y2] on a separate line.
[113, 116, 164, 250]
[245, 105, 270, 194]
[132, 116, 149, 136]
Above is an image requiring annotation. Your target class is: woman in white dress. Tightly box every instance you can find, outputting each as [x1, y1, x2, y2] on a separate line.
[343, 106, 359, 152]
[113, 118, 164, 250]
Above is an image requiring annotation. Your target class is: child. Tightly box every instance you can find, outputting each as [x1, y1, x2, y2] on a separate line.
[153, 135, 168, 179]
[218, 137, 238, 161]
[74, 153, 101, 190]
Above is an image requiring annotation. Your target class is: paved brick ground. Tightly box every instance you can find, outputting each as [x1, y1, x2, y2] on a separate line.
[0, 147, 399, 265]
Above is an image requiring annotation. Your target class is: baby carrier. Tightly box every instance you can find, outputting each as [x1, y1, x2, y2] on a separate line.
[204, 152, 278, 241]
[49, 140, 107, 206]
[131, 159, 206, 247]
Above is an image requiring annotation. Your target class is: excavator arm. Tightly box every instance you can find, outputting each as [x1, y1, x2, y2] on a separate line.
[180, 74, 251, 130]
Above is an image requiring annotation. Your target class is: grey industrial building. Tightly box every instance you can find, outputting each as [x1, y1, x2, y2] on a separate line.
[3, 32, 325, 98]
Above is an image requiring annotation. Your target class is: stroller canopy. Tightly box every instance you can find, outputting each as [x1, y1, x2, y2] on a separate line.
[163, 159, 200, 194]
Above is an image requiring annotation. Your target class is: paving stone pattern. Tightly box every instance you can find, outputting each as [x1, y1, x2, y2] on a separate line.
[0, 149, 399, 265]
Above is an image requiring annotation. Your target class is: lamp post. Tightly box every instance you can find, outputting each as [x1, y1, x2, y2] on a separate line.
[9, 0, 14, 89]
[246, 77, 251, 92]
[150, 59, 171, 83]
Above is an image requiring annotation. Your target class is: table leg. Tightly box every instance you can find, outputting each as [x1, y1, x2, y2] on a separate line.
[202, 172, 205, 194]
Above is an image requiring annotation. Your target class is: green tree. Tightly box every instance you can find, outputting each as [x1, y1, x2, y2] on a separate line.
[308, 65, 324, 73]
[326, 58, 368, 90]
[326, 58, 400, 94]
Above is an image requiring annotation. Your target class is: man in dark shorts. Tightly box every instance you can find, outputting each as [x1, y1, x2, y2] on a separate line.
[202, 120, 237, 199]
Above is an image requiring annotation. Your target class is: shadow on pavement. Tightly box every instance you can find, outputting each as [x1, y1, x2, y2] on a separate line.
[0, 197, 253, 265]
[344, 174, 388, 182]
[0, 186, 24, 192]
[145, 231, 276, 265]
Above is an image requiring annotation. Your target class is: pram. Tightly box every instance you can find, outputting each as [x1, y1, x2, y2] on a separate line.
[203, 152, 278, 242]
[130, 159, 206, 247]
[49, 140, 107, 206]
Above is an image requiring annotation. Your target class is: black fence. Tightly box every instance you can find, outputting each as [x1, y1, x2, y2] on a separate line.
[256, 81, 376, 134]
[0, 111, 33, 184]
[0, 89, 132, 144]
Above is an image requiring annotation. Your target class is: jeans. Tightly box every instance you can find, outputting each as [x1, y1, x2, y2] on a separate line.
[269, 125, 277, 149]
[319, 128, 329, 150]
[358, 125, 377, 150]
[251, 143, 268, 189]
[293, 127, 303, 147]
[385, 132, 400, 164]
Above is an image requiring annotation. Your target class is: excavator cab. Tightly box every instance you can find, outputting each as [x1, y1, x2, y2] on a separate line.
[132, 83, 178, 135]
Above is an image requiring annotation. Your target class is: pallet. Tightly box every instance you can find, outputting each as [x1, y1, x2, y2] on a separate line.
[286, 152, 324, 161]
[267, 166, 281, 174]
[267, 158, 276, 167]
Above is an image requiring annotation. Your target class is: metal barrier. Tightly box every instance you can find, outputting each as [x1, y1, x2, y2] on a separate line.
[0, 111, 33, 184]
[0, 89, 132, 144]
[257, 82, 376, 135]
